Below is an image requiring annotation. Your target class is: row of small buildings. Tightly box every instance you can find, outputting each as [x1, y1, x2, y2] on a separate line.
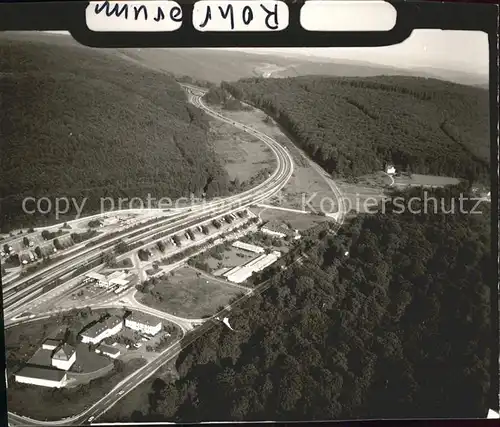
[223, 220, 300, 284]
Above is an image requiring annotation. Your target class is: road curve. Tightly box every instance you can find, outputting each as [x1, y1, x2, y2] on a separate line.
[7, 85, 295, 426]
[3, 88, 294, 317]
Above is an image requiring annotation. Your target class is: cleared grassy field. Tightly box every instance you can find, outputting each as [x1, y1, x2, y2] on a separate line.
[217, 107, 339, 212]
[209, 118, 276, 184]
[334, 172, 462, 214]
[205, 246, 256, 271]
[252, 207, 330, 231]
[335, 181, 387, 214]
[393, 173, 461, 187]
[139, 266, 243, 318]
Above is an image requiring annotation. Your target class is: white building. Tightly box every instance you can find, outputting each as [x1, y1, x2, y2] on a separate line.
[261, 227, 286, 239]
[85, 271, 131, 289]
[42, 339, 60, 351]
[51, 344, 76, 371]
[85, 271, 107, 287]
[261, 221, 289, 239]
[107, 271, 130, 287]
[125, 313, 162, 336]
[80, 316, 123, 344]
[15, 365, 68, 388]
[386, 165, 396, 175]
[224, 251, 282, 284]
[232, 241, 265, 254]
[96, 344, 121, 359]
[224, 266, 252, 284]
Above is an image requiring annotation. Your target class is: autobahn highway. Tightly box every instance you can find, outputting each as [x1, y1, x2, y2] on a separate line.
[2, 87, 294, 319]
[6, 85, 297, 426]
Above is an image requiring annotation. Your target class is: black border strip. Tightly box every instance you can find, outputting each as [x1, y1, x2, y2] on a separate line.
[0, 1, 496, 47]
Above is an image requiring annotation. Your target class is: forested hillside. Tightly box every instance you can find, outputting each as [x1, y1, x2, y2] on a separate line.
[128, 186, 492, 422]
[222, 76, 490, 183]
[0, 35, 229, 229]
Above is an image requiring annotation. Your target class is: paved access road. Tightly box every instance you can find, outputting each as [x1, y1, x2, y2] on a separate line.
[7, 85, 296, 426]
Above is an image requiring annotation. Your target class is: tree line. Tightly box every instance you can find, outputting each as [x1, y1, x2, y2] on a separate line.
[0, 37, 230, 231]
[220, 75, 490, 185]
[125, 185, 492, 421]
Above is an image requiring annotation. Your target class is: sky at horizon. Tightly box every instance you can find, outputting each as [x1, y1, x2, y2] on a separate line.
[222, 30, 489, 77]
[44, 29, 488, 77]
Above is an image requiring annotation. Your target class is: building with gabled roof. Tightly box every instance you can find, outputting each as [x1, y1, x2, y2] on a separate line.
[95, 344, 121, 359]
[261, 221, 301, 240]
[125, 312, 162, 336]
[232, 240, 265, 254]
[15, 365, 68, 388]
[80, 316, 123, 345]
[42, 339, 60, 351]
[51, 343, 76, 371]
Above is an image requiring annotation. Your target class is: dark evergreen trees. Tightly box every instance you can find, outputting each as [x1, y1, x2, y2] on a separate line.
[134, 187, 491, 421]
[222, 76, 489, 183]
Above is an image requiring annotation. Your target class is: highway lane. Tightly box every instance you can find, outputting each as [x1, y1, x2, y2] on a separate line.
[3, 215, 188, 292]
[3, 95, 293, 309]
[7, 86, 296, 426]
[6, 212, 258, 321]
[3, 155, 277, 294]
[3, 91, 294, 316]
[4, 171, 290, 316]
[0, 211, 185, 286]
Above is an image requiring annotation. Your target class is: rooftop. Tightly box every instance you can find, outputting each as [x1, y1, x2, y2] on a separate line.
[107, 271, 127, 280]
[98, 344, 121, 355]
[81, 316, 123, 338]
[110, 278, 129, 286]
[43, 339, 61, 347]
[27, 348, 52, 367]
[15, 365, 67, 382]
[47, 326, 68, 341]
[86, 271, 106, 281]
[232, 240, 265, 253]
[126, 312, 162, 327]
[52, 343, 76, 361]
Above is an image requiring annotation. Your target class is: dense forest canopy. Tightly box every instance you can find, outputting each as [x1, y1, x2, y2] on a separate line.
[0, 35, 229, 229]
[222, 76, 490, 183]
[128, 186, 492, 422]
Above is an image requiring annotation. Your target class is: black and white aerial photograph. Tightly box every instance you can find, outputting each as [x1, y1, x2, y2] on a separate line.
[0, 28, 495, 425]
